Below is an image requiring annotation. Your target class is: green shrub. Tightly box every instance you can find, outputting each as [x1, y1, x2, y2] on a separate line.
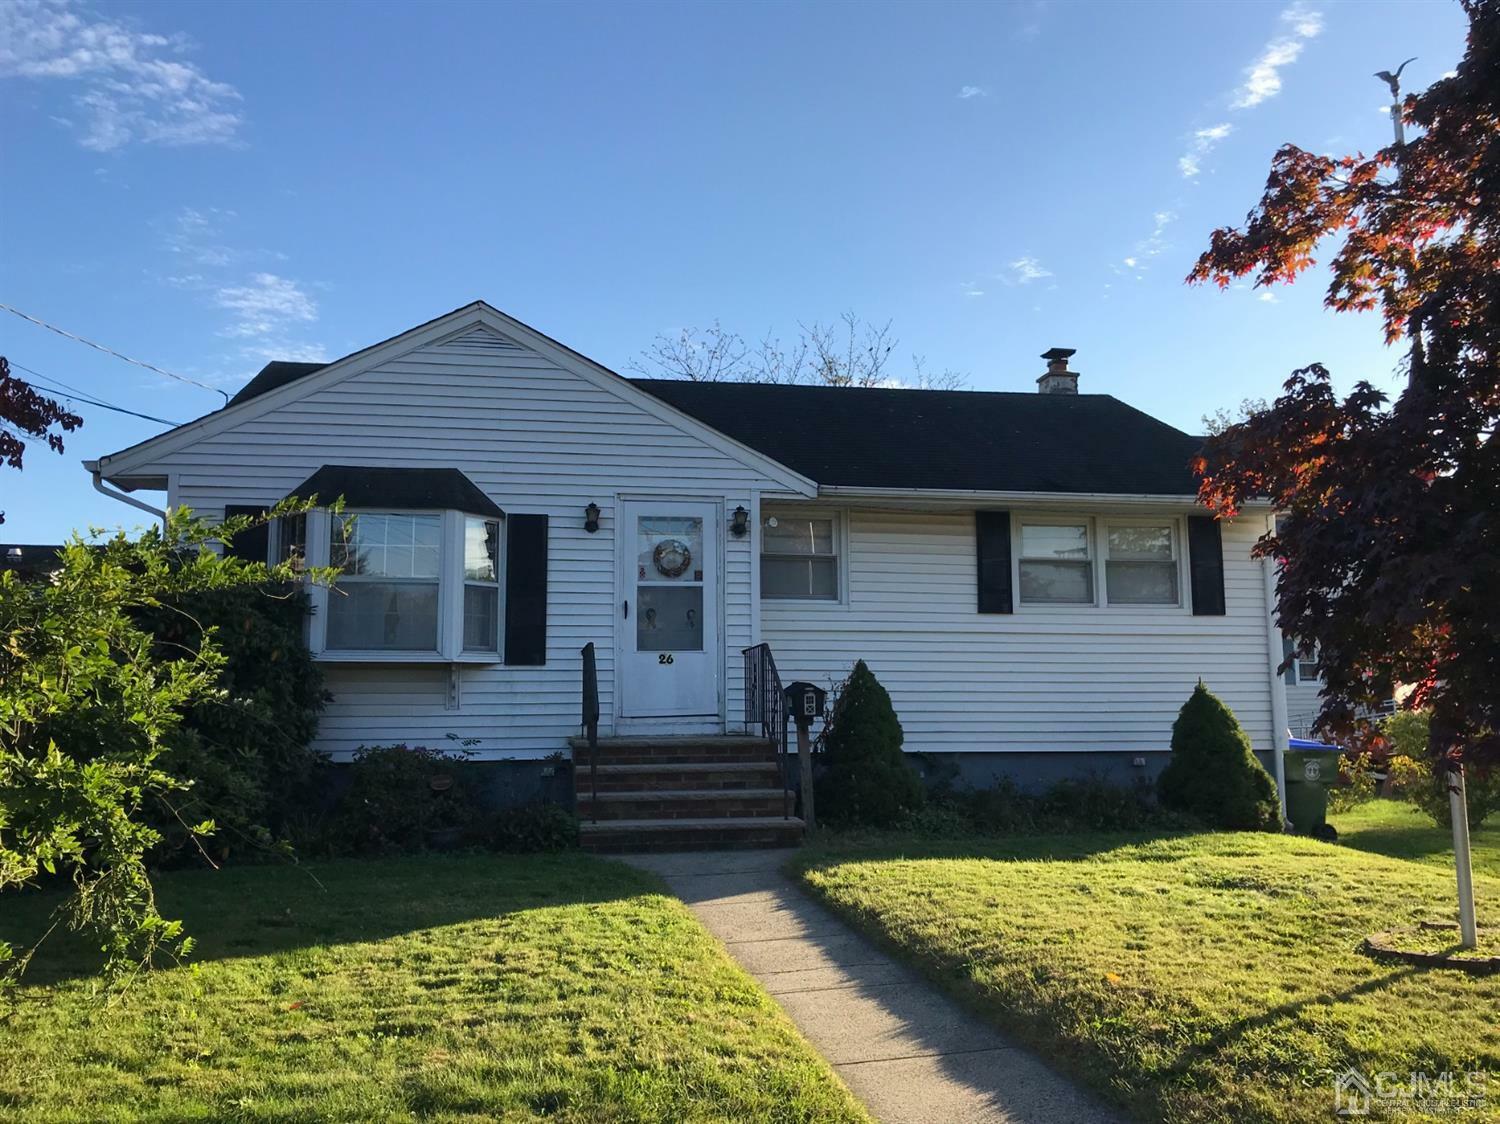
[961, 779, 1038, 834]
[138, 585, 327, 864]
[899, 776, 1183, 837]
[488, 803, 579, 852]
[1380, 709, 1500, 829]
[330, 745, 481, 853]
[1158, 682, 1280, 831]
[1040, 777, 1170, 831]
[1327, 753, 1379, 814]
[814, 660, 925, 827]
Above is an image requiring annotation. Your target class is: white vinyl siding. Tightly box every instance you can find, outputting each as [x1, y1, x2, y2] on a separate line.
[762, 507, 1275, 759]
[158, 324, 781, 760]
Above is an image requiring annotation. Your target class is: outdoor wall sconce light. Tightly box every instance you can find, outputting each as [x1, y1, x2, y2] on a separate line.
[584, 502, 601, 534]
[730, 505, 749, 537]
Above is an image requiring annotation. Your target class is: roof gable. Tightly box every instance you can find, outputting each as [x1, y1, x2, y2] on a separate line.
[94, 303, 817, 496]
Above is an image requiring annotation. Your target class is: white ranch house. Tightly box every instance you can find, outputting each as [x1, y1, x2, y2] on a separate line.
[88, 302, 1291, 845]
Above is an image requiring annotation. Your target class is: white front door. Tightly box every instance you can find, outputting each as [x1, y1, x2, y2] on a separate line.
[617, 500, 721, 719]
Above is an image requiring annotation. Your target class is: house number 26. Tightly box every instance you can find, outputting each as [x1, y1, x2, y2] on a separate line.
[658, 653, 675, 665]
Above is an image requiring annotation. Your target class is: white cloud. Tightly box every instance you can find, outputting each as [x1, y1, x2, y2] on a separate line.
[1122, 256, 1138, 269]
[1179, 122, 1233, 179]
[165, 206, 236, 267]
[1258, 291, 1280, 304]
[957, 85, 987, 99]
[1006, 256, 1052, 284]
[960, 281, 985, 297]
[1231, 4, 1323, 110]
[215, 273, 318, 338]
[240, 339, 330, 364]
[0, 0, 242, 150]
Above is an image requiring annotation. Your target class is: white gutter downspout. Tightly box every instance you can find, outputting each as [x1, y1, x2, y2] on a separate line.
[1262, 513, 1290, 825]
[86, 461, 167, 525]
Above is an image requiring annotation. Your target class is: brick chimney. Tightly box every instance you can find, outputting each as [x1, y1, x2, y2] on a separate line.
[1037, 347, 1079, 395]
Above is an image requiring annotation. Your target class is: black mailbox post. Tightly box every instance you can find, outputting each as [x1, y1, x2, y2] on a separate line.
[784, 681, 826, 832]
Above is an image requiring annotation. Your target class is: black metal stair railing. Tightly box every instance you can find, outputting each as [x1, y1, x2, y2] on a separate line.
[742, 642, 791, 819]
[581, 642, 600, 823]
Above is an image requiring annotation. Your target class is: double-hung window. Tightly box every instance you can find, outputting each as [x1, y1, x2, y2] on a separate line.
[762, 512, 840, 600]
[327, 513, 443, 651]
[1104, 522, 1179, 605]
[462, 516, 501, 653]
[1018, 521, 1093, 604]
[1283, 636, 1320, 684]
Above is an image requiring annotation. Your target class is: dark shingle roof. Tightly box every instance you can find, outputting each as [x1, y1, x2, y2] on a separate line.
[221, 356, 1201, 497]
[286, 466, 505, 518]
[632, 380, 1203, 496]
[228, 361, 327, 407]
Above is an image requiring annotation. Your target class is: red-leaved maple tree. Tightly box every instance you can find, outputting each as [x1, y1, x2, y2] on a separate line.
[1188, 0, 1498, 770]
[0, 356, 84, 525]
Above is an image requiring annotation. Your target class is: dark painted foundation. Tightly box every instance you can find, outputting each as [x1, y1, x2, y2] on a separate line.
[904, 749, 1280, 795]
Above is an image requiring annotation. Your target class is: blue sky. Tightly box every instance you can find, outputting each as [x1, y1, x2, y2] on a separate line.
[0, 0, 1470, 540]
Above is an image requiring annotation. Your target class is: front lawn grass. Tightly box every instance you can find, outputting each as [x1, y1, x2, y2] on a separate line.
[795, 830, 1499, 1124]
[1331, 798, 1500, 878]
[0, 852, 867, 1123]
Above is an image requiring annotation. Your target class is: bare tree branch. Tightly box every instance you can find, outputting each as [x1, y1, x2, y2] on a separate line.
[631, 314, 966, 389]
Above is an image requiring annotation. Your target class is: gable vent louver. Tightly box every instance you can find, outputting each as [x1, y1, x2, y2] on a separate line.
[447, 326, 526, 354]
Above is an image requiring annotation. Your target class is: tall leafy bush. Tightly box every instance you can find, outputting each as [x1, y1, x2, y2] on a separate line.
[1384, 710, 1500, 829]
[1158, 682, 1280, 831]
[0, 505, 321, 979]
[814, 660, 924, 827]
[139, 585, 327, 862]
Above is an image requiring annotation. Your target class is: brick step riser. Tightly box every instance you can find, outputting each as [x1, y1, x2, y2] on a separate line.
[582, 826, 804, 854]
[580, 771, 781, 793]
[584, 752, 779, 767]
[578, 797, 787, 821]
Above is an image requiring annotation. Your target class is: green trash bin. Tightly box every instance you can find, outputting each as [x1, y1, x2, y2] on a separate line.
[1284, 739, 1343, 839]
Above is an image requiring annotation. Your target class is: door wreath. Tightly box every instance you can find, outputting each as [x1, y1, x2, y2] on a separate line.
[652, 538, 693, 578]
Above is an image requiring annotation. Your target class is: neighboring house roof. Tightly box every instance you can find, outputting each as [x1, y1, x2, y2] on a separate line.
[631, 380, 1204, 496]
[287, 466, 505, 518]
[1, 544, 65, 578]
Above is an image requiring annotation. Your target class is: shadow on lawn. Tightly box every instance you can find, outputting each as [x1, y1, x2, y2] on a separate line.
[2, 851, 655, 987]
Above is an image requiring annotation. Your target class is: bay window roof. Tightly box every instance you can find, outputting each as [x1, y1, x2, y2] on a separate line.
[285, 465, 504, 519]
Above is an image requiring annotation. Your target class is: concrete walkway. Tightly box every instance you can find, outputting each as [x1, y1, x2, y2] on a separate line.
[619, 848, 1121, 1124]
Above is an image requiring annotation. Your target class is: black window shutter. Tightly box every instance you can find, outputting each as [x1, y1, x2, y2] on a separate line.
[222, 505, 269, 564]
[504, 514, 548, 665]
[975, 510, 1013, 614]
[1187, 515, 1226, 616]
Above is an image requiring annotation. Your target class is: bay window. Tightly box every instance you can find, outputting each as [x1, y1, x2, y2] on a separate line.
[326, 513, 442, 651]
[304, 507, 505, 661]
[462, 516, 501, 653]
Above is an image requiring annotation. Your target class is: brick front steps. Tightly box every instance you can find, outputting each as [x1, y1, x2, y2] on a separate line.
[568, 736, 803, 852]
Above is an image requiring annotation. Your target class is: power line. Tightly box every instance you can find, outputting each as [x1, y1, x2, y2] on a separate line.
[8, 360, 181, 427]
[0, 302, 229, 402]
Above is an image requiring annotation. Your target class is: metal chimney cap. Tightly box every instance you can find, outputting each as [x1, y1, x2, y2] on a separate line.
[1040, 347, 1077, 362]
